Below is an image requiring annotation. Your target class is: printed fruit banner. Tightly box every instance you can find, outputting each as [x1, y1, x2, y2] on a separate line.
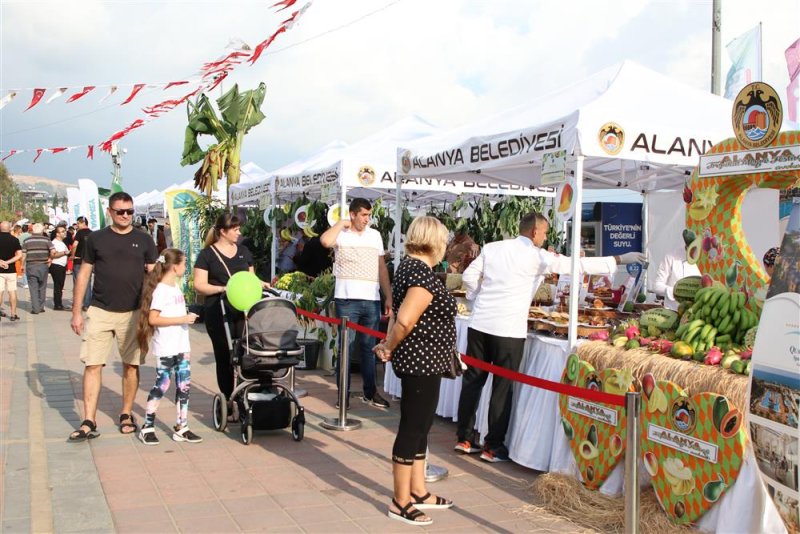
[640, 374, 746, 524]
[558, 354, 632, 489]
[683, 132, 799, 303]
[165, 190, 202, 304]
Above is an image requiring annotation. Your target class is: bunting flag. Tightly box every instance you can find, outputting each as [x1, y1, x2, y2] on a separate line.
[66, 86, 96, 103]
[98, 86, 118, 104]
[272, 0, 298, 11]
[0, 91, 17, 110]
[2, 1, 312, 161]
[25, 88, 46, 111]
[164, 80, 189, 90]
[120, 83, 146, 105]
[45, 87, 68, 104]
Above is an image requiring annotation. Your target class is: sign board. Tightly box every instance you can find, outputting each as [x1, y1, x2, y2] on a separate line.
[541, 149, 567, 185]
[601, 203, 643, 256]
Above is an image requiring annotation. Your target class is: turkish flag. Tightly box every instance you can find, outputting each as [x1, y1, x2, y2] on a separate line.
[50, 147, 68, 154]
[87, 145, 94, 160]
[164, 80, 189, 90]
[1, 150, 18, 162]
[25, 88, 46, 111]
[33, 149, 44, 163]
[66, 86, 96, 103]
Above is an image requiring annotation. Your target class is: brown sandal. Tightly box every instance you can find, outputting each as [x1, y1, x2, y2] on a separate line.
[118, 413, 138, 434]
[68, 419, 99, 442]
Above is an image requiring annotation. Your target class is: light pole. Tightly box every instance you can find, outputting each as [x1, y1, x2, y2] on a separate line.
[110, 142, 127, 192]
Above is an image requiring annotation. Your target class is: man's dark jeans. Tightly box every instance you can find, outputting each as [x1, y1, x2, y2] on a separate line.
[335, 298, 381, 399]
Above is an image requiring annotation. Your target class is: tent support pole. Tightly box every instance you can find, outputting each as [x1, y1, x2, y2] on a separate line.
[642, 192, 649, 292]
[270, 191, 277, 281]
[567, 156, 585, 349]
[394, 176, 402, 272]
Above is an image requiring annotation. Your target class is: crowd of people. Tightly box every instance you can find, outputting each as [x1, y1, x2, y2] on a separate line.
[3, 193, 652, 526]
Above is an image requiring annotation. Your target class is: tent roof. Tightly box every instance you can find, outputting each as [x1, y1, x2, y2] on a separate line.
[398, 61, 734, 192]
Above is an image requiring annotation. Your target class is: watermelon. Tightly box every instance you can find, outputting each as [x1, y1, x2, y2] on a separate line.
[673, 276, 703, 302]
[639, 308, 679, 330]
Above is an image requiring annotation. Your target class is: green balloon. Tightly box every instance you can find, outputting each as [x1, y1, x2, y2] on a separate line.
[226, 271, 262, 312]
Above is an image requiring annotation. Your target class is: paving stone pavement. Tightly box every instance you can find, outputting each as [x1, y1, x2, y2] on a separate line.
[1, 275, 595, 533]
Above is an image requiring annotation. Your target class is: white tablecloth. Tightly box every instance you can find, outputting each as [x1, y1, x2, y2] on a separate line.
[383, 317, 787, 533]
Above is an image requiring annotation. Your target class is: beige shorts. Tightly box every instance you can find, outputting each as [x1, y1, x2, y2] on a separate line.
[0, 273, 16, 292]
[80, 307, 144, 366]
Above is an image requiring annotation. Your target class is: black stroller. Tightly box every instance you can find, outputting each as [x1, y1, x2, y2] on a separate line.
[212, 291, 306, 444]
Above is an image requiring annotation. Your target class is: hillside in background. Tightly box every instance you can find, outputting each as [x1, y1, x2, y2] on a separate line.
[12, 174, 78, 197]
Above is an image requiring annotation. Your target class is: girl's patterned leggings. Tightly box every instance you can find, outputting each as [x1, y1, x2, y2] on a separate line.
[144, 352, 191, 429]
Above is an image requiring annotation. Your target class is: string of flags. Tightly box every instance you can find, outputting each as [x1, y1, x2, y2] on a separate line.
[1, 0, 311, 163]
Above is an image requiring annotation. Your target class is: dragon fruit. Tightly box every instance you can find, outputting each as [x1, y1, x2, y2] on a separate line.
[588, 330, 609, 341]
[625, 324, 640, 340]
[739, 349, 753, 360]
[639, 337, 653, 347]
[704, 346, 723, 366]
[659, 340, 674, 354]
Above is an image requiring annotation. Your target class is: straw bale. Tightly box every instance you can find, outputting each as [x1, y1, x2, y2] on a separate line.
[577, 341, 748, 411]
[526, 472, 697, 534]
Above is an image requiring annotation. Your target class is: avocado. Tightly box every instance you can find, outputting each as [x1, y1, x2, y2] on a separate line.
[686, 237, 702, 265]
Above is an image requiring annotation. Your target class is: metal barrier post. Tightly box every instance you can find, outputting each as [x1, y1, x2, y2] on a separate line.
[424, 446, 448, 482]
[624, 391, 641, 534]
[320, 316, 362, 431]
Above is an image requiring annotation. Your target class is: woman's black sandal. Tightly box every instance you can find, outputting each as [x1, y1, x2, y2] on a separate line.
[388, 498, 433, 526]
[68, 420, 99, 442]
[118, 413, 138, 434]
[411, 491, 454, 510]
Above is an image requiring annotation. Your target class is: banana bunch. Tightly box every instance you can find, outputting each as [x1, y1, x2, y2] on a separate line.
[303, 222, 318, 238]
[279, 228, 293, 242]
[674, 287, 758, 353]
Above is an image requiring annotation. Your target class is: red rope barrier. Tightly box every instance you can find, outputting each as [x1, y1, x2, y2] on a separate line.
[460, 354, 626, 407]
[345, 320, 387, 340]
[296, 308, 342, 326]
[294, 307, 625, 408]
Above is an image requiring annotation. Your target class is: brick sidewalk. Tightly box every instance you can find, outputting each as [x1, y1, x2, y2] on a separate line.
[0, 276, 592, 533]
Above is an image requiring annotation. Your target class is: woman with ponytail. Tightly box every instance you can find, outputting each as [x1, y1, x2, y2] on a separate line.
[193, 212, 268, 420]
[136, 248, 202, 445]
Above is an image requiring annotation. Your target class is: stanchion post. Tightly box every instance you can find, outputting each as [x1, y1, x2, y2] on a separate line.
[624, 391, 641, 534]
[320, 316, 361, 431]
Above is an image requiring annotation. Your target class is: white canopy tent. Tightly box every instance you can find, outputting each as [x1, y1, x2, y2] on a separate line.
[396, 61, 736, 347]
[230, 115, 556, 279]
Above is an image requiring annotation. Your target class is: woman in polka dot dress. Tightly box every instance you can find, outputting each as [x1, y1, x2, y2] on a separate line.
[374, 216, 456, 526]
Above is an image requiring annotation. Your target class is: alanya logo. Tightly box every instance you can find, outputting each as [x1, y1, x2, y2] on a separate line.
[598, 122, 624, 155]
[671, 397, 697, 435]
[357, 165, 376, 186]
[400, 150, 412, 174]
[732, 82, 782, 150]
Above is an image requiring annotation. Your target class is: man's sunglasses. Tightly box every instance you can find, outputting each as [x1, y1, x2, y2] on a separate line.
[112, 209, 135, 216]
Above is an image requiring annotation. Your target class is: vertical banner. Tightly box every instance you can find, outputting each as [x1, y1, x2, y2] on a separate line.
[165, 189, 202, 304]
[66, 187, 82, 224]
[78, 179, 101, 230]
[747, 198, 800, 534]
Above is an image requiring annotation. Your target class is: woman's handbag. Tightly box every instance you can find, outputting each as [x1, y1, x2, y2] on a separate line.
[442, 347, 466, 380]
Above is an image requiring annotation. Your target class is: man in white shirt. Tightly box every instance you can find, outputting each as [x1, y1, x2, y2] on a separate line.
[653, 247, 701, 311]
[456, 212, 645, 462]
[321, 198, 393, 409]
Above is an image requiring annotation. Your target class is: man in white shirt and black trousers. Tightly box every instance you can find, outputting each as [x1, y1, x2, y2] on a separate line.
[455, 212, 645, 462]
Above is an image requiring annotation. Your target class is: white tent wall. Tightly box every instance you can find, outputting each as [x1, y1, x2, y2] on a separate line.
[645, 190, 780, 292]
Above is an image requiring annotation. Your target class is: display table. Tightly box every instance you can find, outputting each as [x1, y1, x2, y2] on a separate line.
[383, 317, 786, 532]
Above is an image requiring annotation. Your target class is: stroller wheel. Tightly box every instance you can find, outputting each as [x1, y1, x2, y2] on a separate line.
[291, 416, 304, 441]
[213, 394, 228, 432]
[241, 422, 253, 445]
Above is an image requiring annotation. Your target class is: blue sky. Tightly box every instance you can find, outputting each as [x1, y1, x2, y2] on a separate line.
[1, 0, 798, 198]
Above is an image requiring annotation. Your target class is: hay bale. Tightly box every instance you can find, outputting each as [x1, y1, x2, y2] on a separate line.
[526, 472, 697, 534]
[577, 341, 748, 410]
